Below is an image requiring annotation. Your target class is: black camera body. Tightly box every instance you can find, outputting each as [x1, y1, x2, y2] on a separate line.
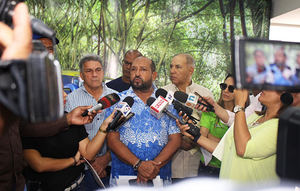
[276, 107, 300, 181]
[0, 0, 22, 26]
[0, 43, 64, 123]
[0, 1, 63, 123]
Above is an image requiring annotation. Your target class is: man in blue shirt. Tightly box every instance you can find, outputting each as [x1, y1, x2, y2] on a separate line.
[270, 48, 293, 86]
[65, 54, 117, 189]
[106, 50, 142, 92]
[246, 49, 273, 84]
[106, 56, 181, 186]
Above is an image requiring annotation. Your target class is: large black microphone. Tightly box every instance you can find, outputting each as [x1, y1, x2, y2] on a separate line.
[155, 88, 199, 124]
[146, 97, 201, 142]
[107, 96, 134, 131]
[81, 93, 120, 117]
[31, 17, 56, 39]
[174, 91, 215, 112]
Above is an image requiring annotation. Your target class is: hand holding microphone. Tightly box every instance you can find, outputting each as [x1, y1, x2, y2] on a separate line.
[174, 91, 215, 112]
[155, 88, 199, 124]
[81, 93, 120, 117]
[147, 97, 201, 142]
[194, 95, 216, 112]
[107, 96, 134, 132]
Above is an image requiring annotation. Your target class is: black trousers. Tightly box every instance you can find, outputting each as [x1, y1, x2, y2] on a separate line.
[198, 161, 220, 178]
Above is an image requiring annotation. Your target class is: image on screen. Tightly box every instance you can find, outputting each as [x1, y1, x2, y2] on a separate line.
[244, 40, 300, 87]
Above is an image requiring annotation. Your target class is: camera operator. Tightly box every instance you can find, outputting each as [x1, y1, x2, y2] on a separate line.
[0, 3, 97, 191]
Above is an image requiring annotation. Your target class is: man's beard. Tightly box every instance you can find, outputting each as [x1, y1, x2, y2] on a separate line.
[130, 77, 152, 90]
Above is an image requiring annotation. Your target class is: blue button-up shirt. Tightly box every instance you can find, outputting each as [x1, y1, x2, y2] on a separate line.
[105, 87, 180, 180]
[65, 82, 117, 155]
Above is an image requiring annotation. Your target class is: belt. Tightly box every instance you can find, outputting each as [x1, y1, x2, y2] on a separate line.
[64, 173, 85, 191]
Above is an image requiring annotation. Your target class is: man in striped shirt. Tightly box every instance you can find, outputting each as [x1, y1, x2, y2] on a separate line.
[65, 54, 117, 189]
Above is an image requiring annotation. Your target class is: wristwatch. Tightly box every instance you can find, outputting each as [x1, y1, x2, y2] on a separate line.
[233, 105, 245, 114]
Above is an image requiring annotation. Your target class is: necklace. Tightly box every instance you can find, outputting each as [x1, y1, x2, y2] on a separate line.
[250, 115, 264, 127]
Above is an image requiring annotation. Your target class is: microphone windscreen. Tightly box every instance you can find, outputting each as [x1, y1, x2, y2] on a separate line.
[280, 92, 293, 106]
[98, 93, 120, 109]
[146, 97, 156, 107]
[123, 96, 134, 107]
[174, 91, 188, 103]
[155, 88, 168, 98]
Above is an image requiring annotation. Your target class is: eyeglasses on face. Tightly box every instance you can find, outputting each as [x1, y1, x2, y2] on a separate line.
[219, 83, 235, 93]
[122, 60, 132, 66]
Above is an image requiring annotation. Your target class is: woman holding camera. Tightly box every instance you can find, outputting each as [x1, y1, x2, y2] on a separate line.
[178, 89, 291, 182]
[219, 89, 290, 182]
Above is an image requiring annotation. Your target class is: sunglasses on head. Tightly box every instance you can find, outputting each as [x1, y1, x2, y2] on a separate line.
[220, 83, 235, 93]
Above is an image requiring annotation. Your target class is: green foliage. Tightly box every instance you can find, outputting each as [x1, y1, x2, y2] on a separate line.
[26, 0, 271, 98]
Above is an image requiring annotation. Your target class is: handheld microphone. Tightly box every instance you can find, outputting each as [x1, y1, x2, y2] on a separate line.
[146, 97, 201, 142]
[185, 93, 198, 107]
[155, 88, 199, 123]
[113, 112, 135, 131]
[148, 95, 170, 119]
[107, 96, 134, 131]
[81, 93, 120, 117]
[174, 91, 215, 112]
[147, 97, 181, 122]
[155, 88, 174, 103]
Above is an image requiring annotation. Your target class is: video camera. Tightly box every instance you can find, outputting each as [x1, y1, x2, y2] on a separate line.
[0, 0, 63, 123]
[233, 37, 300, 91]
[233, 37, 300, 181]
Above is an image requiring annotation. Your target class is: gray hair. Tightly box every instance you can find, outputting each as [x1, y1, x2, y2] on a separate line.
[79, 54, 103, 72]
[174, 53, 195, 68]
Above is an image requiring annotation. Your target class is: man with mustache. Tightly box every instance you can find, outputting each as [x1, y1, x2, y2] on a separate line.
[106, 50, 142, 92]
[106, 56, 181, 186]
[65, 54, 117, 189]
[270, 48, 293, 86]
[163, 53, 213, 183]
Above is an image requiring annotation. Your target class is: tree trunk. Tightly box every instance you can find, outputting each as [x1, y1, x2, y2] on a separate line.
[136, 0, 150, 49]
[229, 0, 236, 72]
[156, 21, 178, 73]
[219, 0, 227, 43]
[239, 0, 247, 37]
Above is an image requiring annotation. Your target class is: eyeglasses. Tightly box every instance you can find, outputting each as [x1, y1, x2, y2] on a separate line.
[220, 83, 235, 93]
[122, 60, 132, 66]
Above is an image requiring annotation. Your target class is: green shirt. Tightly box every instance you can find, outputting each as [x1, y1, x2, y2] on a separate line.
[219, 113, 279, 183]
[199, 112, 229, 168]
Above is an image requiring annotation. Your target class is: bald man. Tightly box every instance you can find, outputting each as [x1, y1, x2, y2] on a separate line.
[163, 53, 213, 182]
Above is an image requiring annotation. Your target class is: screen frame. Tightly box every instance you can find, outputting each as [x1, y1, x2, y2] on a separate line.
[233, 37, 300, 92]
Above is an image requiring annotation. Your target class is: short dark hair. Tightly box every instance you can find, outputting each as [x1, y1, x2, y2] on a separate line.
[79, 54, 102, 72]
[253, 49, 265, 56]
[124, 49, 142, 58]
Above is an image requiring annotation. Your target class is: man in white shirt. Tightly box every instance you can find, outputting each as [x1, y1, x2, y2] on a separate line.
[163, 53, 213, 183]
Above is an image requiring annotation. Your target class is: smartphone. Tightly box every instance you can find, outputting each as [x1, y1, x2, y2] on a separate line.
[128, 179, 154, 187]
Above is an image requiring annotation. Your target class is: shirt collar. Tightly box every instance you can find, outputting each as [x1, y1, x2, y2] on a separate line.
[125, 84, 157, 99]
[81, 82, 110, 99]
